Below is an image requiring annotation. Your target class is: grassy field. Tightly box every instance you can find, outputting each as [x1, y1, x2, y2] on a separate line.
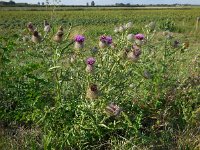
[0, 7, 200, 149]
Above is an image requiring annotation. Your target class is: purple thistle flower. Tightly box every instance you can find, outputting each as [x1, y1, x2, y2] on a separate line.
[135, 33, 145, 40]
[74, 35, 85, 43]
[86, 57, 95, 65]
[100, 35, 107, 43]
[99, 35, 112, 44]
[106, 36, 112, 44]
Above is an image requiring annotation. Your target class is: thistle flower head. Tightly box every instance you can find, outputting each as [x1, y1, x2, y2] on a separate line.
[33, 31, 39, 36]
[127, 34, 134, 41]
[90, 84, 98, 92]
[126, 22, 133, 29]
[173, 40, 180, 48]
[44, 20, 49, 26]
[86, 57, 95, 65]
[118, 26, 125, 32]
[99, 35, 107, 43]
[58, 26, 63, 31]
[106, 102, 121, 117]
[135, 33, 145, 40]
[132, 45, 141, 57]
[106, 36, 112, 44]
[74, 35, 85, 43]
[56, 31, 64, 37]
[27, 22, 33, 29]
[114, 27, 119, 33]
[99, 35, 112, 44]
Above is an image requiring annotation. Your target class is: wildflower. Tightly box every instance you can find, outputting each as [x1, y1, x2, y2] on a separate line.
[106, 36, 112, 45]
[86, 57, 95, 73]
[53, 31, 64, 43]
[86, 57, 95, 65]
[148, 22, 156, 31]
[74, 35, 85, 50]
[106, 102, 121, 117]
[127, 34, 134, 42]
[127, 45, 141, 62]
[27, 22, 35, 33]
[44, 20, 51, 33]
[135, 34, 145, 40]
[31, 31, 42, 43]
[53, 26, 64, 43]
[125, 22, 133, 29]
[99, 35, 112, 49]
[86, 84, 99, 99]
[118, 26, 125, 33]
[135, 34, 145, 46]
[114, 27, 119, 33]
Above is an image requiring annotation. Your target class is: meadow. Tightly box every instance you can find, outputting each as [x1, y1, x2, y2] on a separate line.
[0, 7, 200, 149]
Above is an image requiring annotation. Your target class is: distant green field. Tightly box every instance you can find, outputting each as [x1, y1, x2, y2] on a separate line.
[0, 8, 199, 149]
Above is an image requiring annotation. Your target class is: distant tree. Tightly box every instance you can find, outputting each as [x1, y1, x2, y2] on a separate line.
[42, 2, 45, 5]
[38, 2, 40, 5]
[86, 2, 89, 6]
[91, 1, 95, 6]
[9, 0, 15, 5]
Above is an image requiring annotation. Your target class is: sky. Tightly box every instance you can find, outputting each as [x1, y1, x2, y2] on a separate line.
[3, 0, 200, 5]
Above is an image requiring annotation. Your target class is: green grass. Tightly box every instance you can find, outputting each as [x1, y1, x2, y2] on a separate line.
[0, 8, 200, 150]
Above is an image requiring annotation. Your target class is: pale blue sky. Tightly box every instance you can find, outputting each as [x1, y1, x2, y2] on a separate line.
[4, 0, 200, 5]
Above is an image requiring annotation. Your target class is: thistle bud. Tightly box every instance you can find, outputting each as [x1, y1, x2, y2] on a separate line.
[172, 40, 180, 48]
[118, 26, 125, 33]
[125, 22, 133, 29]
[99, 41, 107, 49]
[114, 27, 119, 33]
[27, 22, 35, 33]
[86, 84, 99, 100]
[148, 22, 156, 31]
[53, 26, 64, 43]
[53, 31, 63, 43]
[127, 45, 141, 62]
[127, 34, 134, 42]
[99, 35, 112, 49]
[32, 31, 42, 43]
[44, 20, 51, 33]
[105, 102, 121, 117]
